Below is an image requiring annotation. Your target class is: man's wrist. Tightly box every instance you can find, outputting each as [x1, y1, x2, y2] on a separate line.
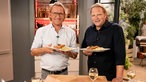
[116, 77, 123, 81]
[112, 77, 123, 82]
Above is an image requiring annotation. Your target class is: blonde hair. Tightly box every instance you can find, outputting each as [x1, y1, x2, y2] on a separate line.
[49, 2, 66, 14]
[90, 3, 107, 15]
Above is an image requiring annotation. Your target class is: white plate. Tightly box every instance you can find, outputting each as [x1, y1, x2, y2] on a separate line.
[80, 48, 110, 52]
[50, 47, 76, 52]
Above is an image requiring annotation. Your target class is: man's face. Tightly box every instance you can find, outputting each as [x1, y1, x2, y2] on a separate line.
[49, 6, 65, 26]
[91, 7, 107, 27]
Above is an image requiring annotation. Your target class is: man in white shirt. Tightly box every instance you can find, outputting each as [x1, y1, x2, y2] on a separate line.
[31, 2, 78, 79]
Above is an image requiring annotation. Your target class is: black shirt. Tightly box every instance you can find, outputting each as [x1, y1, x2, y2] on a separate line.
[81, 20, 126, 81]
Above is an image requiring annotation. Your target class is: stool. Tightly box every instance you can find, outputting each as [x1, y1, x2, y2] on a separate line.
[137, 52, 146, 66]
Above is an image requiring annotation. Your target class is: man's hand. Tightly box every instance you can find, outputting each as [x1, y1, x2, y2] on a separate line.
[83, 50, 92, 56]
[31, 47, 54, 56]
[31, 44, 54, 56]
[112, 77, 123, 82]
[60, 51, 78, 59]
[112, 65, 124, 82]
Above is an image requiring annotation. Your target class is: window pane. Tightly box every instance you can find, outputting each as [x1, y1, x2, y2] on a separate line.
[101, 3, 114, 21]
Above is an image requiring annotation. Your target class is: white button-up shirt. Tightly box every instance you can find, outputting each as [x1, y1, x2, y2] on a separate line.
[31, 24, 77, 71]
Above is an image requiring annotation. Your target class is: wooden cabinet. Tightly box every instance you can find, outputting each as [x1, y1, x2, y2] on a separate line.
[0, 0, 13, 81]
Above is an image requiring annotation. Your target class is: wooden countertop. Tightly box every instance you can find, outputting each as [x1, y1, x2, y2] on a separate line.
[44, 75, 107, 82]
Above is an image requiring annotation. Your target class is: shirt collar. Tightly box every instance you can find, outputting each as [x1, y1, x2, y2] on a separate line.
[50, 24, 65, 30]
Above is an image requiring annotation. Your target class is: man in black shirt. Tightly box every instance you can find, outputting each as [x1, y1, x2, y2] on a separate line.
[81, 3, 125, 82]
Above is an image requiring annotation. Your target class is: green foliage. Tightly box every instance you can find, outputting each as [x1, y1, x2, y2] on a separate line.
[120, 0, 146, 46]
[125, 0, 146, 18]
[119, 10, 136, 46]
[124, 55, 132, 70]
[124, 0, 146, 35]
[125, 25, 137, 45]
[119, 0, 146, 69]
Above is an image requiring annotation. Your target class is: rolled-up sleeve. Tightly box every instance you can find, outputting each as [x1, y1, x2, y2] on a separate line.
[113, 25, 126, 65]
[31, 28, 43, 50]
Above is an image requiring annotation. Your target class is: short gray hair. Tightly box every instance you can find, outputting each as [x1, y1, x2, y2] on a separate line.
[90, 3, 107, 15]
[49, 2, 66, 14]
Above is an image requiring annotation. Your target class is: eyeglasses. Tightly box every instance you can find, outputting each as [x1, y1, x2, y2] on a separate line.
[51, 12, 65, 16]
